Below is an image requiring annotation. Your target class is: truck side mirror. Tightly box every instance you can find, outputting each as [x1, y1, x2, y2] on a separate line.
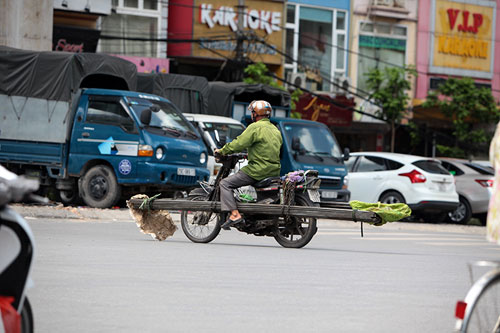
[140, 109, 152, 125]
[291, 137, 301, 151]
[343, 147, 350, 161]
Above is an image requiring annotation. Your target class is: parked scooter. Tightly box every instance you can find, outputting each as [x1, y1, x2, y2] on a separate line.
[181, 153, 321, 248]
[0, 165, 41, 333]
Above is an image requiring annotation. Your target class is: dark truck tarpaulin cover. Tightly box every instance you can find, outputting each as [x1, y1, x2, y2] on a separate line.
[0, 46, 137, 101]
[137, 73, 210, 114]
[207, 81, 291, 117]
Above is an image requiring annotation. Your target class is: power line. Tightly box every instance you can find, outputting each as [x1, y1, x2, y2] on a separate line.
[199, 43, 384, 121]
[105, 1, 500, 95]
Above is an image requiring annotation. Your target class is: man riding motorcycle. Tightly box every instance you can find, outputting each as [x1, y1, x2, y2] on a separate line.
[214, 100, 282, 228]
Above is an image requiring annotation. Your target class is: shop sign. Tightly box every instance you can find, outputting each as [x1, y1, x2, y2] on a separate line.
[52, 25, 100, 53]
[295, 93, 353, 127]
[359, 36, 406, 51]
[200, 4, 281, 34]
[430, 0, 496, 78]
[193, 0, 284, 65]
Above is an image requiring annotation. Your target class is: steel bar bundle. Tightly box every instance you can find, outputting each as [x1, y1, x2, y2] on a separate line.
[127, 198, 381, 224]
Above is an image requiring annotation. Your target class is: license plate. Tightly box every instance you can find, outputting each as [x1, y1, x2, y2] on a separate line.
[307, 189, 321, 203]
[321, 190, 338, 199]
[177, 167, 196, 176]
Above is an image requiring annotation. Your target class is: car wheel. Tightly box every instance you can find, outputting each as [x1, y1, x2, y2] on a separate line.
[379, 191, 405, 204]
[448, 196, 472, 224]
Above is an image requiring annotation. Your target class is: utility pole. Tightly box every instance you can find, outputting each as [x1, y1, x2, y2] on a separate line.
[233, 0, 246, 81]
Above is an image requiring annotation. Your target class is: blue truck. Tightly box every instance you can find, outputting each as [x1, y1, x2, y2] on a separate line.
[0, 46, 209, 208]
[206, 81, 351, 205]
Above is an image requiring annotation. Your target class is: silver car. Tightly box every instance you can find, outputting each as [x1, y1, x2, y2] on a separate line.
[438, 158, 494, 224]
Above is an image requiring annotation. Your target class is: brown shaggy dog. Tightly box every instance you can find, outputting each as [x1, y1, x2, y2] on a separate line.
[127, 194, 177, 241]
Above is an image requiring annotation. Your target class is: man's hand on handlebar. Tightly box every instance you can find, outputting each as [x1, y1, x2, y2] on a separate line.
[214, 149, 221, 162]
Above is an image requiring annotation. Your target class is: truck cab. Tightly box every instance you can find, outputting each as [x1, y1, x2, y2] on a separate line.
[270, 117, 350, 205]
[67, 89, 209, 207]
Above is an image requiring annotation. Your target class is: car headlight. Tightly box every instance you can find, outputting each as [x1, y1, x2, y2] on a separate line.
[156, 147, 164, 160]
[343, 175, 349, 189]
[200, 152, 207, 164]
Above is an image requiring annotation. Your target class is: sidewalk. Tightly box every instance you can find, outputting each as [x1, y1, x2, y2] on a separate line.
[11, 203, 486, 235]
[11, 203, 134, 222]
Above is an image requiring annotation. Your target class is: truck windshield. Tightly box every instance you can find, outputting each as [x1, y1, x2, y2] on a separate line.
[204, 122, 245, 148]
[128, 97, 195, 136]
[283, 123, 342, 163]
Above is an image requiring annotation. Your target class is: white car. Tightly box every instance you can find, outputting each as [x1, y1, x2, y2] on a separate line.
[183, 113, 247, 181]
[438, 158, 493, 224]
[346, 152, 459, 221]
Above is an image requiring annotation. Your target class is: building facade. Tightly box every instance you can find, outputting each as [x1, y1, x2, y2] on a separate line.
[167, 0, 286, 80]
[348, 0, 418, 152]
[284, 0, 350, 93]
[1, 0, 53, 51]
[413, 0, 499, 156]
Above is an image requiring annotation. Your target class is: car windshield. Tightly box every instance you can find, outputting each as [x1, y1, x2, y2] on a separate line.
[204, 122, 245, 148]
[127, 97, 194, 134]
[283, 123, 342, 162]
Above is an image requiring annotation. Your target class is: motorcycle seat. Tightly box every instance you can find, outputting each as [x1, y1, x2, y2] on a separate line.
[253, 176, 281, 189]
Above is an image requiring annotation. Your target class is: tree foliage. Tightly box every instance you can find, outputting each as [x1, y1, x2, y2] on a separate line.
[423, 77, 499, 148]
[243, 62, 303, 111]
[365, 66, 417, 152]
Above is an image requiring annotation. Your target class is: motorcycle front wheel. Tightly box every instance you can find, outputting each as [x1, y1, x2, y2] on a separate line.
[181, 195, 221, 243]
[273, 194, 318, 248]
[21, 297, 33, 333]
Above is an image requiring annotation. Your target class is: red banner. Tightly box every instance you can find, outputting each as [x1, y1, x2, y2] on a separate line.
[295, 93, 353, 127]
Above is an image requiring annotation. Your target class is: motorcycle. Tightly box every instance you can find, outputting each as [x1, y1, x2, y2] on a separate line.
[0, 166, 40, 333]
[180, 153, 321, 248]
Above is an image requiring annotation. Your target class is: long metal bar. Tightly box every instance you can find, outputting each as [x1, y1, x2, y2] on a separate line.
[127, 199, 381, 224]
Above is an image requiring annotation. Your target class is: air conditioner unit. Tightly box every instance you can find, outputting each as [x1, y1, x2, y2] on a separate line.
[286, 72, 307, 90]
[333, 76, 351, 96]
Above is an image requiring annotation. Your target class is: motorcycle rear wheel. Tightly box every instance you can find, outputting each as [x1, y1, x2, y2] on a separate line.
[273, 194, 318, 248]
[181, 195, 221, 243]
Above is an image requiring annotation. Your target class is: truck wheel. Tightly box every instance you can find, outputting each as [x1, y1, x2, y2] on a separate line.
[80, 165, 121, 208]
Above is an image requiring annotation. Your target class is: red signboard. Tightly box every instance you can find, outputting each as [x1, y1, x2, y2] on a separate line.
[294, 93, 353, 127]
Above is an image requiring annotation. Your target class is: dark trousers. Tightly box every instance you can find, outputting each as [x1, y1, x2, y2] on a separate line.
[220, 171, 256, 212]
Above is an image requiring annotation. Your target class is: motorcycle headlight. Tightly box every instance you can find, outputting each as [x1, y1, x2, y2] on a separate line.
[200, 152, 207, 164]
[156, 147, 164, 160]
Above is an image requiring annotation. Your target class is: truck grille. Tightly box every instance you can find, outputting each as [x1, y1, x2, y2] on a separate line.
[319, 177, 341, 187]
[171, 174, 198, 185]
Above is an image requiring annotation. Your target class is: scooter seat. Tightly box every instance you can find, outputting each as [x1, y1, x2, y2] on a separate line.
[253, 176, 281, 189]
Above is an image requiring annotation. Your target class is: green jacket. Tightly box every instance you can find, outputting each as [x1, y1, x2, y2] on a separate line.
[220, 118, 282, 180]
